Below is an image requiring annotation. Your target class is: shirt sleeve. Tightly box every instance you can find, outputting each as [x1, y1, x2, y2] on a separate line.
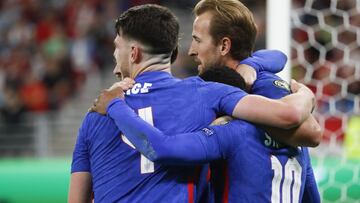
[107, 99, 229, 164]
[301, 148, 321, 203]
[197, 80, 247, 116]
[240, 49, 287, 74]
[71, 115, 91, 173]
[251, 72, 291, 99]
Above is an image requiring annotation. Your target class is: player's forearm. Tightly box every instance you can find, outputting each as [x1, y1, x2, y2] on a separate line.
[279, 86, 314, 127]
[107, 99, 212, 164]
[68, 172, 92, 203]
[264, 115, 322, 147]
[280, 91, 314, 127]
[107, 99, 162, 161]
[232, 95, 305, 129]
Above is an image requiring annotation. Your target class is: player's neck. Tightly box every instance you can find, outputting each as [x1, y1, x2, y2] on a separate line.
[224, 58, 240, 70]
[131, 54, 172, 78]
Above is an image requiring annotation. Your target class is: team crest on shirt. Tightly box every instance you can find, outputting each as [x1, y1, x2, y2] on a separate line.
[273, 80, 290, 91]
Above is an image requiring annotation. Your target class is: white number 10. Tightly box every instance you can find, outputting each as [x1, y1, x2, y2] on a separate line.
[121, 107, 155, 174]
[271, 156, 302, 203]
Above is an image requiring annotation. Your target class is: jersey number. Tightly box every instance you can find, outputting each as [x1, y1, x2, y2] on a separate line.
[121, 107, 155, 174]
[271, 156, 302, 203]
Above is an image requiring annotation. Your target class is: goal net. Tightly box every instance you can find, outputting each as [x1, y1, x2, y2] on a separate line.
[277, 0, 360, 202]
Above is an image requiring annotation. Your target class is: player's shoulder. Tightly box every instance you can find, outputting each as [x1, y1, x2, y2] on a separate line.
[183, 75, 204, 82]
[252, 71, 291, 97]
[182, 76, 233, 91]
[255, 71, 283, 83]
[256, 71, 290, 88]
[82, 112, 114, 130]
[175, 76, 202, 88]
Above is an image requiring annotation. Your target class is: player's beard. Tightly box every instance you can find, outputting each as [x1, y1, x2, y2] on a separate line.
[200, 60, 223, 75]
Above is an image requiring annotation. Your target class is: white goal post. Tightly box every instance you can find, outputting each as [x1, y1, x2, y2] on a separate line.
[266, 0, 291, 82]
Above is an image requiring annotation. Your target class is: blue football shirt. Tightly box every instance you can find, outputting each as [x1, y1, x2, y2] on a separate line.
[108, 71, 320, 203]
[208, 72, 319, 203]
[71, 71, 247, 202]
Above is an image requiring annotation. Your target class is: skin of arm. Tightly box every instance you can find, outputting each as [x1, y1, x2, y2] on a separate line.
[235, 64, 256, 92]
[236, 59, 321, 147]
[91, 79, 314, 131]
[212, 115, 322, 147]
[236, 51, 321, 146]
[232, 79, 315, 129]
[233, 73, 320, 146]
[263, 115, 322, 147]
[68, 172, 92, 203]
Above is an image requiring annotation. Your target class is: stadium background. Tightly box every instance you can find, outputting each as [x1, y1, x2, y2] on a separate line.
[0, 0, 359, 202]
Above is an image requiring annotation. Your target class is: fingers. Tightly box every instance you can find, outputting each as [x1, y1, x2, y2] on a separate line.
[88, 96, 100, 112]
[93, 97, 99, 106]
[109, 78, 135, 91]
[89, 78, 135, 114]
[88, 106, 95, 112]
[290, 79, 301, 93]
[123, 77, 135, 84]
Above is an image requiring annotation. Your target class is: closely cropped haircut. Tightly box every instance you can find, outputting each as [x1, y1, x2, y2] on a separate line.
[194, 0, 257, 61]
[199, 66, 246, 90]
[115, 4, 179, 55]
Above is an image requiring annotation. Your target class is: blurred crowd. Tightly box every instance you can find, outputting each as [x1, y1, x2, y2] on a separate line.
[0, 0, 266, 127]
[0, 0, 119, 125]
[2, 0, 357, 149]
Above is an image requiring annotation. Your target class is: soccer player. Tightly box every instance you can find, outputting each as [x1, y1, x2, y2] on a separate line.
[187, 0, 322, 146]
[104, 66, 321, 202]
[186, 1, 320, 201]
[69, 4, 315, 203]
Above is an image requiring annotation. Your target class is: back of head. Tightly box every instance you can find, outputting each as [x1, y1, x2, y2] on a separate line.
[115, 4, 179, 55]
[194, 0, 257, 61]
[199, 66, 246, 90]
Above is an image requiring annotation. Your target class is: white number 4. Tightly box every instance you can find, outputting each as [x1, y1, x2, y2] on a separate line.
[121, 107, 155, 174]
[271, 155, 302, 203]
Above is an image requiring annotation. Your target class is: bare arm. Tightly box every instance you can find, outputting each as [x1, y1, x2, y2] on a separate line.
[264, 114, 322, 147]
[232, 80, 314, 129]
[68, 172, 92, 203]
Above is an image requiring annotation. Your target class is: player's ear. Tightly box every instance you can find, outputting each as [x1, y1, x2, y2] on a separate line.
[219, 37, 231, 56]
[130, 46, 142, 63]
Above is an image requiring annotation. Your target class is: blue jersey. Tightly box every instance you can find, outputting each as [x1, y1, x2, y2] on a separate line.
[109, 71, 320, 203]
[209, 72, 320, 203]
[71, 71, 246, 202]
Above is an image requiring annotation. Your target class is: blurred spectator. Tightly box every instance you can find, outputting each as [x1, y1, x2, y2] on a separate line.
[1, 86, 26, 126]
[0, 0, 115, 115]
[0, 0, 268, 156]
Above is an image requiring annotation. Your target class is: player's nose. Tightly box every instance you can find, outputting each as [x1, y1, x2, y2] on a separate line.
[188, 43, 196, 56]
[113, 65, 121, 78]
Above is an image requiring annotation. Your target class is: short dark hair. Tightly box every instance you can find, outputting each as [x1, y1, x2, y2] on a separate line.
[115, 4, 179, 55]
[199, 66, 246, 90]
